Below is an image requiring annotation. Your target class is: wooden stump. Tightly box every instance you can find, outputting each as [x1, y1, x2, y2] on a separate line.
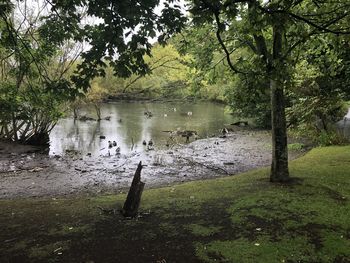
[122, 161, 145, 217]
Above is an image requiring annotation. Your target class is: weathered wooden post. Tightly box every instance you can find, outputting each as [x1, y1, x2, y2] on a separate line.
[122, 161, 145, 217]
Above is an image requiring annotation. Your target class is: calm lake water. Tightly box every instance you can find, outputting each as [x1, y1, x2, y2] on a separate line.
[49, 101, 236, 156]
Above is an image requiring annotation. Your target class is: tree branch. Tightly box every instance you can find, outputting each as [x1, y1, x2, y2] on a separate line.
[122, 57, 179, 93]
[213, 11, 245, 74]
[258, 5, 350, 35]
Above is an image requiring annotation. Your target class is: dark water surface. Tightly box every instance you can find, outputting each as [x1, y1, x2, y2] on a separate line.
[49, 101, 235, 156]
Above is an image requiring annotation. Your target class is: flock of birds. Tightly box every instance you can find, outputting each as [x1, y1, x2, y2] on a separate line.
[107, 140, 121, 156]
[104, 138, 154, 156]
[101, 107, 195, 156]
[146, 108, 193, 119]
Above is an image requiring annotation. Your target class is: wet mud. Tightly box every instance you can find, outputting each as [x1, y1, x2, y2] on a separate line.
[0, 130, 303, 199]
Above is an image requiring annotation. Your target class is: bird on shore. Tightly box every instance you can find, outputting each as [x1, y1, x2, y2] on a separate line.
[108, 141, 113, 148]
[112, 141, 117, 147]
[144, 110, 153, 118]
[142, 140, 147, 146]
[148, 139, 153, 146]
[115, 147, 121, 155]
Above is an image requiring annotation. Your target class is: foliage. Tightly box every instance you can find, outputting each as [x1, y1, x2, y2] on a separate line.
[0, 1, 79, 144]
[173, 25, 236, 101]
[44, 0, 187, 90]
[91, 43, 192, 99]
[287, 142, 305, 151]
[286, 34, 350, 143]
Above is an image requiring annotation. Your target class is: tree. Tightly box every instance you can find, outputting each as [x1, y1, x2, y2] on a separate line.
[0, 0, 81, 144]
[187, 0, 350, 182]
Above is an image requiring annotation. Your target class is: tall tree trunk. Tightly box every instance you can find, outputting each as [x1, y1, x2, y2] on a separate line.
[270, 25, 289, 182]
[270, 79, 289, 182]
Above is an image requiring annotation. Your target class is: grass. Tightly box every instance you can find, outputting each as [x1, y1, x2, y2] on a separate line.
[0, 146, 349, 263]
[288, 142, 305, 151]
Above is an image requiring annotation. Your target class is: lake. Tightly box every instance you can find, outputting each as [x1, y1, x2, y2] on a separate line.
[49, 101, 236, 156]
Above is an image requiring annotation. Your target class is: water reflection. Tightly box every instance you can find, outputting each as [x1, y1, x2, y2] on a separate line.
[49, 102, 235, 156]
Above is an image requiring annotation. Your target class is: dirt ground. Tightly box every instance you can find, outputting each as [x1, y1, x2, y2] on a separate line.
[0, 130, 305, 199]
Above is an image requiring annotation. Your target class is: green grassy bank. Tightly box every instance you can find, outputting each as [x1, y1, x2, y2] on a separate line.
[0, 146, 349, 263]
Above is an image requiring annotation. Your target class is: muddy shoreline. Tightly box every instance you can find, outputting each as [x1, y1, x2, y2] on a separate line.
[0, 130, 305, 199]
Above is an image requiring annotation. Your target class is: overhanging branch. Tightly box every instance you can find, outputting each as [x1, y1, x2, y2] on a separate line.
[258, 5, 350, 35]
[213, 11, 245, 74]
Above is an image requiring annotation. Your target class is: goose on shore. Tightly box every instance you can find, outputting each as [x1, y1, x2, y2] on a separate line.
[115, 147, 121, 155]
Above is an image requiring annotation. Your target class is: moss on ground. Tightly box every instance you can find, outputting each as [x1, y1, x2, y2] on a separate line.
[0, 146, 349, 262]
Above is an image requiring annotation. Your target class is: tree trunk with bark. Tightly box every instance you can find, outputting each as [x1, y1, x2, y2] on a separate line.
[269, 25, 289, 182]
[270, 78, 289, 182]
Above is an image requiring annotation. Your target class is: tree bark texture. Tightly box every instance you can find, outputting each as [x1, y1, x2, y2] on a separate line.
[122, 161, 145, 217]
[270, 25, 289, 182]
[270, 78, 289, 182]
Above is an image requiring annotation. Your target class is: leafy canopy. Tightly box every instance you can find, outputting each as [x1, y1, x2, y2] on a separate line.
[43, 0, 187, 90]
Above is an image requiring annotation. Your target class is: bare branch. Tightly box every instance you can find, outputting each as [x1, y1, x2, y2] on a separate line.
[213, 11, 245, 74]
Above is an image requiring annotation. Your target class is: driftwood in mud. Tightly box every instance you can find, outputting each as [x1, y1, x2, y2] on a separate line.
[122, 161, 145, 217]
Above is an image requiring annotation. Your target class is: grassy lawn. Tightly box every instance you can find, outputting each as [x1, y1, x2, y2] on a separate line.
[0, 146, 349, 263]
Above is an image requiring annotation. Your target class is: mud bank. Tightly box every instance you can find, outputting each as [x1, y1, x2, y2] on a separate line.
[0, 130, 304, 199]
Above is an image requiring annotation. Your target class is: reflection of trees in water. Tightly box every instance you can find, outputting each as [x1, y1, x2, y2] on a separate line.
[167, 103, 227, 138]
[50, 102, 234, 155]
[102, 103, 143, 149]
[87, 122, 100, 151]
[139, 102, 229, 144]
[62, 120, 100, 153]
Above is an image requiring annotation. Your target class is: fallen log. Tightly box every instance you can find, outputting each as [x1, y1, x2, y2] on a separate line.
[122, 161, 145, 217]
